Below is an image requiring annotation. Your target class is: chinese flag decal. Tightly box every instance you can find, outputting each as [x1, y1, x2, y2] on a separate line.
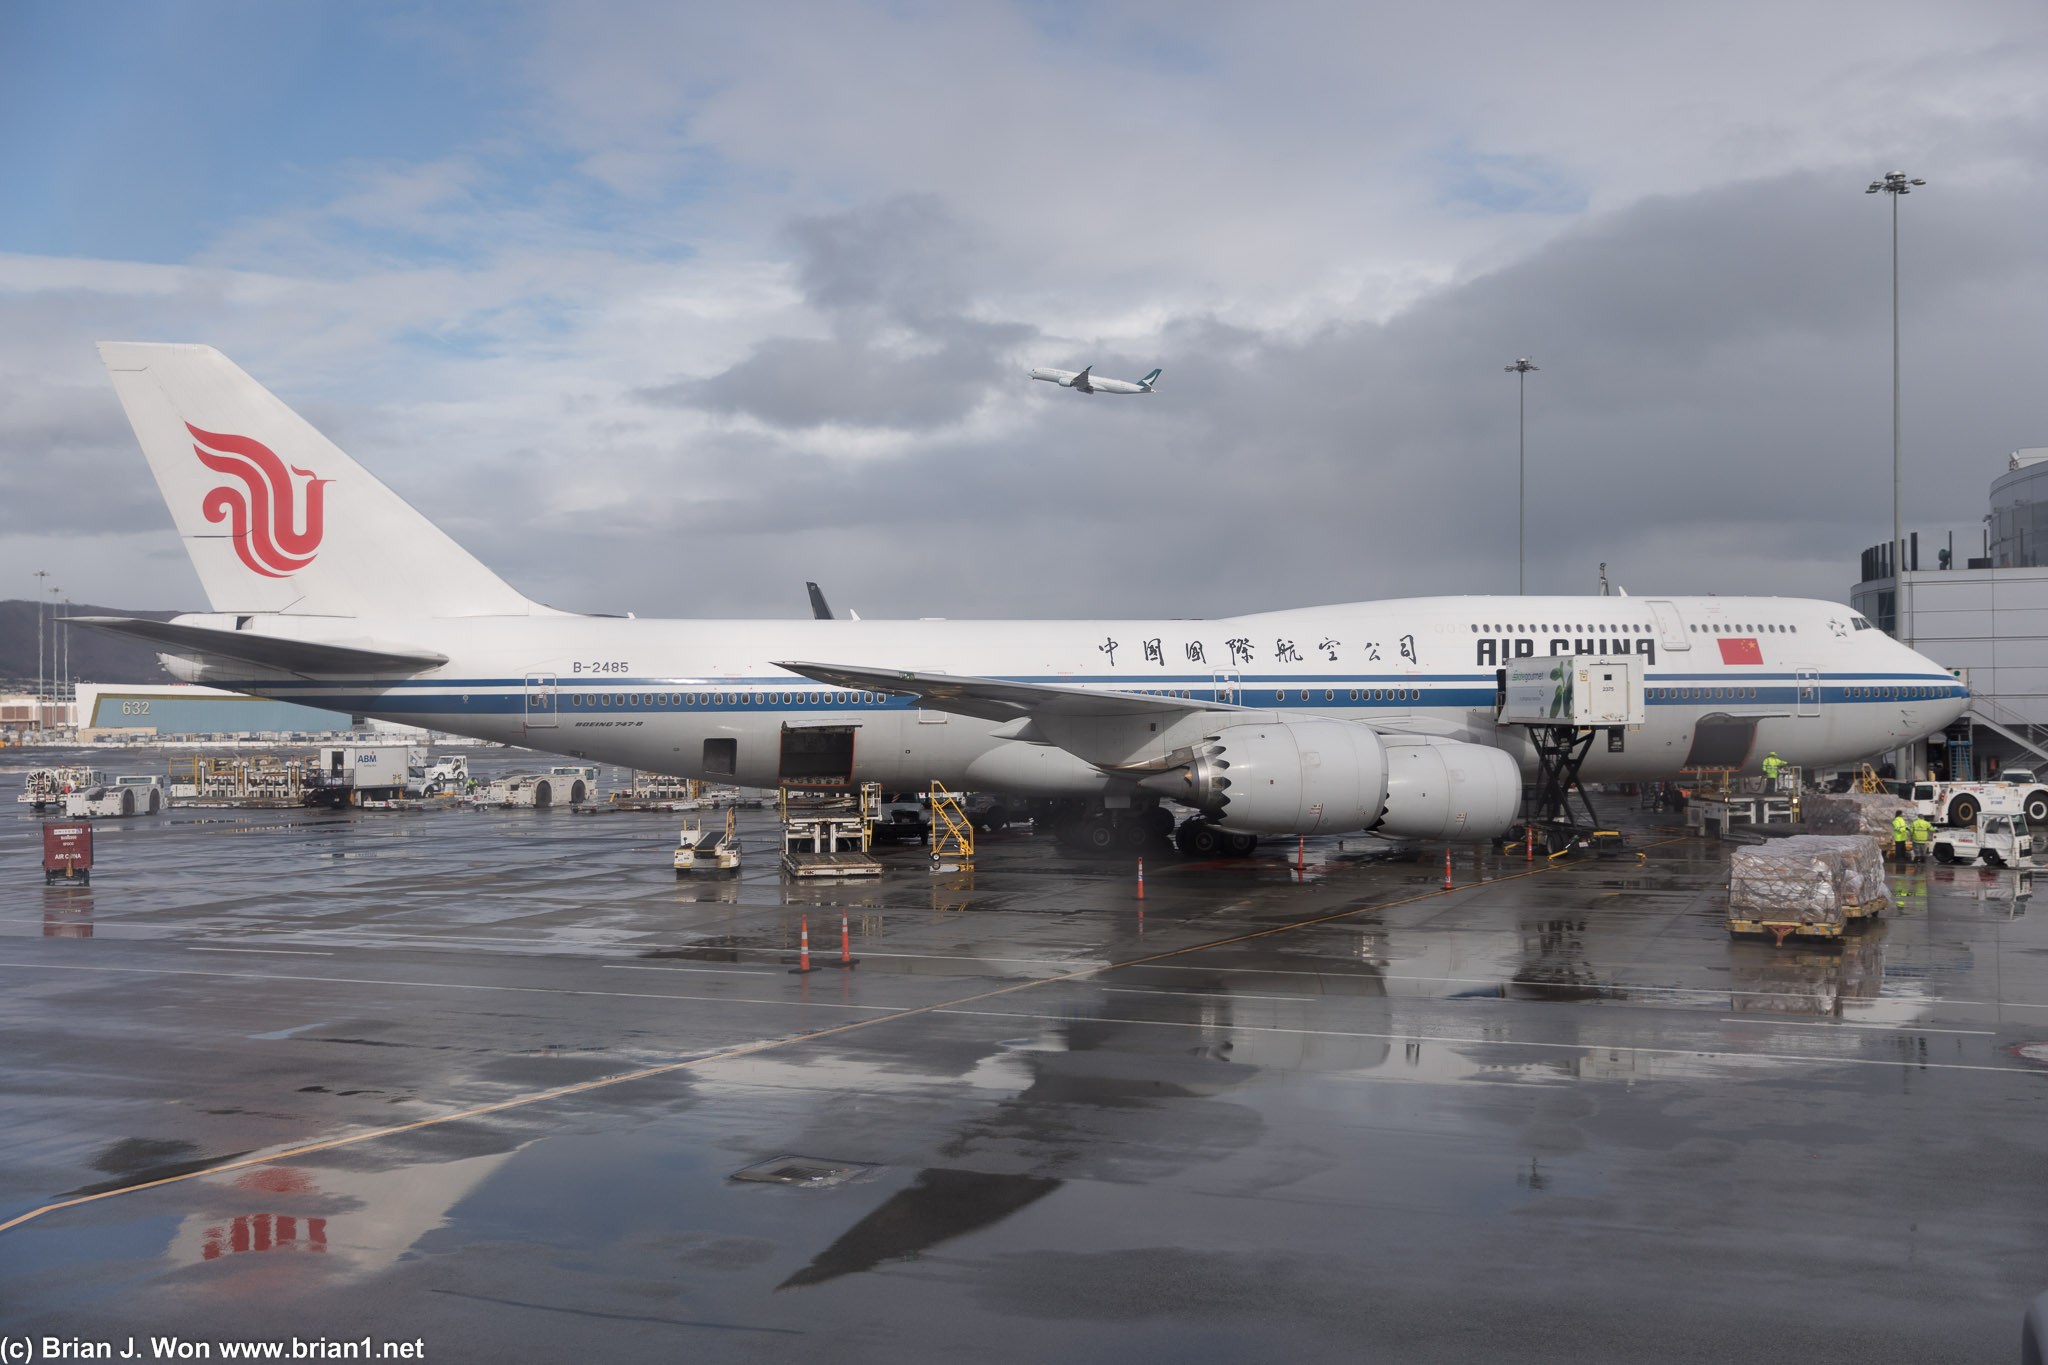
[1718, 638, 1764, 665]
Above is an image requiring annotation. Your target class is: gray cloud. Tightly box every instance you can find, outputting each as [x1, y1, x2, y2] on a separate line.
[533, 162, 2048, 621]
[639, 196, 1035, 430]
[10, 4, 2048, 626]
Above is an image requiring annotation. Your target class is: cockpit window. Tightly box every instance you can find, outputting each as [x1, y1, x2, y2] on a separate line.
[1851, 615, 1873, 631]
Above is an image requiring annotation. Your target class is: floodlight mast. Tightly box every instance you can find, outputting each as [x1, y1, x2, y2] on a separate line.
[32, 568, 48, 732]
[1505, 358, 1539, 596]
[1866, 170, 1924, 644]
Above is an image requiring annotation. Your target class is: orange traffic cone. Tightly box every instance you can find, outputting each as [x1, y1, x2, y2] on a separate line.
[1135, 857, 1146, 900]
[1443, 848, 1453, 890]
[831, 910, 858, 969]
[791, 914, 818, 974]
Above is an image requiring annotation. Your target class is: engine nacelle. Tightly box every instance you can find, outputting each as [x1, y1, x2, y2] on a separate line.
[1377, 735, 1523, 841]
[1138, 720, 1520, 840]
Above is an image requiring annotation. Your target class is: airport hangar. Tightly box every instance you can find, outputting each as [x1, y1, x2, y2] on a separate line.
[71, 681, 357, 742]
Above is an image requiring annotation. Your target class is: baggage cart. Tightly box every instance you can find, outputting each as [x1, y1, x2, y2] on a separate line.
[43, 822, 93, 885]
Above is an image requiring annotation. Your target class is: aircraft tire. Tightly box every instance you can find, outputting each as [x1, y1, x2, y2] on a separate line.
[1079, 817, 1117, 853]
[1117, 819, 1150, 852]
[1177, 822, 1224, 858]
[1225, 832, 1258, 857]
[1951, 796, 1979, 827]
[2027, 790, 2048, 824]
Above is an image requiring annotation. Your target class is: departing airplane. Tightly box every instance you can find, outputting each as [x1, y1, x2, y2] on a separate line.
[78, 344, 1967, 854]
[1028, 365, 1160, 395]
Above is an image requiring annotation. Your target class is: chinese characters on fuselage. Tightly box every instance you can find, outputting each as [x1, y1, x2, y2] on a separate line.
[1084, 632, 1432, 670]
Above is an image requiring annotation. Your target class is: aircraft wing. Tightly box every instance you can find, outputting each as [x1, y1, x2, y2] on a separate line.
[67, 617, 449, 678]
[773, 660, 1231, 725]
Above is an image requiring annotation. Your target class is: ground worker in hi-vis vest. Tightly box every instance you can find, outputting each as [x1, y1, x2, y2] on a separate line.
[1912, 814, 1933, 862]
[1762, 751, 1784, 782]
[1892, 813, 1912, 861]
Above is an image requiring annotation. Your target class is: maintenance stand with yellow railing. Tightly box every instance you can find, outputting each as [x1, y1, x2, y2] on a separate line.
[927, 782, 975, 872]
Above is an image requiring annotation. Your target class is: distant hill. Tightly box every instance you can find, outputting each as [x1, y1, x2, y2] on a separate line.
[0, 600, 187, 689]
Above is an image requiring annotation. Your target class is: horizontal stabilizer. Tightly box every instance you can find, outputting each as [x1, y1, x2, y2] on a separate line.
[774, 660, 1229, 724]
[66, 617, 448, 677]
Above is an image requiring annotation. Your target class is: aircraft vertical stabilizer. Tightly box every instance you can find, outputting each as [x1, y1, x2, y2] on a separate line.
[96, 342, 552, 619]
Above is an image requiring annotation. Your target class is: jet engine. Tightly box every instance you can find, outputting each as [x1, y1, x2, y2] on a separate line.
[1137, 719, 1520, 841]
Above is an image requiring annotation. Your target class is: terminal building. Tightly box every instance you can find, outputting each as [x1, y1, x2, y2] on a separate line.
[1852, 447, 2048, 780]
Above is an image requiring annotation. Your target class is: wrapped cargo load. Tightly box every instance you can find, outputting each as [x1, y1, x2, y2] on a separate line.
[1831, 836, 1890, 908]
[1728, 835, 1892, 929]
[1730, 840, 1843, 923]
[1804, 792, 1916, 839]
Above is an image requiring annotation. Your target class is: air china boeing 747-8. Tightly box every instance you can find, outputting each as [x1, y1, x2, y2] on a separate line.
[77, 344, 1967, 852]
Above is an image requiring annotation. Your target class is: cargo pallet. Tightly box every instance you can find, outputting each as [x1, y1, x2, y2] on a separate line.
[1728, 899, 1885, 944]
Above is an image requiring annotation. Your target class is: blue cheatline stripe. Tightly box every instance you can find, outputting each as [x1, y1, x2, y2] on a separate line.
[238, 664, 1963, 694]
[200, 670, 1967, 718]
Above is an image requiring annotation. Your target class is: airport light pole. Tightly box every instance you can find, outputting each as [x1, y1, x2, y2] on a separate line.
[50, 587, 64, 731]
[32, 569, 48, 730]
[1866, 170, 1923, 640]
[1505, 358, 1538, 595]
[58, 593, 70, 711]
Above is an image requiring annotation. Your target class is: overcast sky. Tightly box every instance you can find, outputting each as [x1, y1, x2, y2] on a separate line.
[3, 1, 2045, 619]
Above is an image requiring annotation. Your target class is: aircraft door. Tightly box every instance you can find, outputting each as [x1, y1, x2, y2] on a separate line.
[780, 725, 856, 788]
[1796, 669, 1820, 718]
[1647, 600, 1691, 652]
[1212, 670, 1242, 704]
[525, 673, 558, 728]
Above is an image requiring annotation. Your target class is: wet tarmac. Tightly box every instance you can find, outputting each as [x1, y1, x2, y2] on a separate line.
[4, 754, 2047, 1362]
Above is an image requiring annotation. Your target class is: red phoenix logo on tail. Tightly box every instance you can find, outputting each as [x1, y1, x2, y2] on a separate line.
[187, 423, 329, 578]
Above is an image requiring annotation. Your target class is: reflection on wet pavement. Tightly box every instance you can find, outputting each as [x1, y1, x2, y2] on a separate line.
[1730, 922, 1888, 1017]
[779, 1169, 1060, 1289]
[3, 760, 2047, 1361]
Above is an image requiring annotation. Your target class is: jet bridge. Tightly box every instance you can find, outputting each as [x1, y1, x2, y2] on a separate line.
[1496, 656, 1646, 844]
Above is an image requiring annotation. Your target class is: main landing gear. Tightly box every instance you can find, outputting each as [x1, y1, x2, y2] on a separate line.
[1044, 800, 1259, 859]
[1173, 819, 1259, 859]
[1052, 802, 1172, 853]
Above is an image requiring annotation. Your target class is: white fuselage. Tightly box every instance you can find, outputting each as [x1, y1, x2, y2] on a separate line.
[1028, 367, 1151, 394]
[170, 595, 1965, 795]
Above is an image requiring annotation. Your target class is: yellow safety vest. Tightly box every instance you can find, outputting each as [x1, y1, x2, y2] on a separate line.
[1912, 819, 1932, 843]
[1892, 818, 1909, 840]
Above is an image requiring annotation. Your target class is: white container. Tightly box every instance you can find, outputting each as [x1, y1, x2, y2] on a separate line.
[1501, 656, 1644, 727]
